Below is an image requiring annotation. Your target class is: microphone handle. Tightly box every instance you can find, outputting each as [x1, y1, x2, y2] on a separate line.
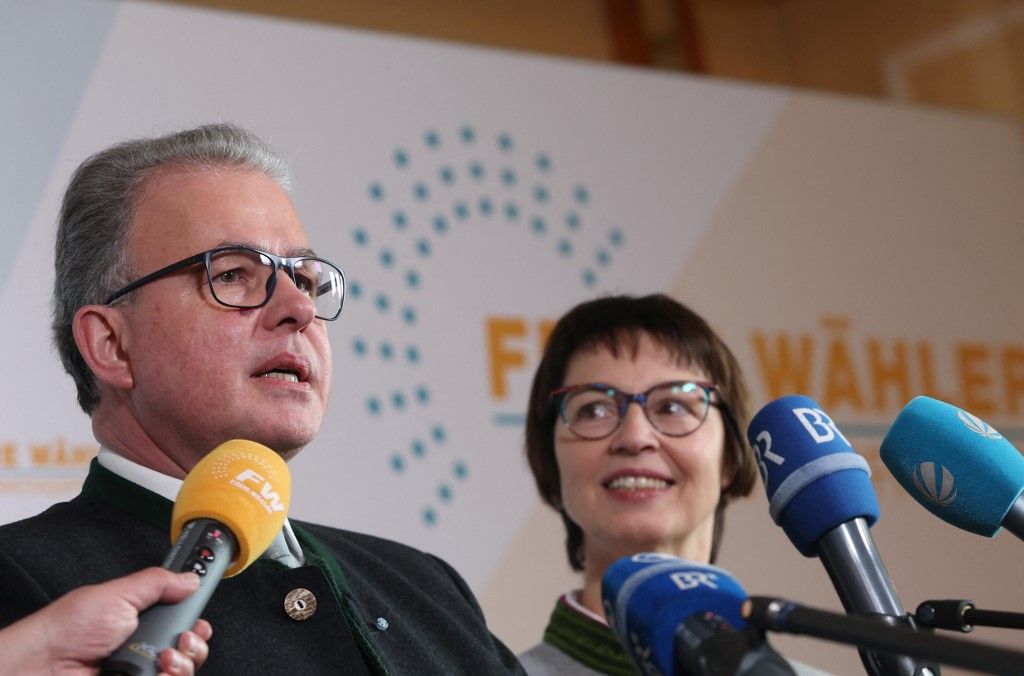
[101, 518, 237, 676]
[1000, 494, 1024, 542]
[746, 596, 1024, 675]
[917, 599, 1024, 632]
[817, 518, 903, 616]
[817, 518, 931, 676]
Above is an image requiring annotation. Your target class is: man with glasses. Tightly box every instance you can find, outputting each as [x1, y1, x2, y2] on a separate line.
[0, 123, 522, 673]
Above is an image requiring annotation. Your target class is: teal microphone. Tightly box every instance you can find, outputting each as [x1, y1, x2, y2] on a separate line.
[880, 396, 1024, 540]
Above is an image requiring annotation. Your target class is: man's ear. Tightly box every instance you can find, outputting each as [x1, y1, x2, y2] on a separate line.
[72, 305, 134, 390]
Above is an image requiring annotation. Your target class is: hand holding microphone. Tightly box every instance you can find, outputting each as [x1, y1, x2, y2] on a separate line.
[101, 439, 291, 676]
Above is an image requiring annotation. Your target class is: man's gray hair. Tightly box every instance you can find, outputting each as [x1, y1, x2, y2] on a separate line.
[52, 122, 292, 414]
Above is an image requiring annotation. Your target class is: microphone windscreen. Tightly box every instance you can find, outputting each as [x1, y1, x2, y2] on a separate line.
[747, 395, 879, 556]
[171, 439, 290, 576]
[601, 553, 747, 676]
[880, 396, 1024, 536]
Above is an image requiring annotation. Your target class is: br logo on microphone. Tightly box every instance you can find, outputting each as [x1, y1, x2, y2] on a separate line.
[956, 409, 1003, 440]
[671, 570, 720, 591]
[912, 461, 957, 507]
[792, 407, 850, 446]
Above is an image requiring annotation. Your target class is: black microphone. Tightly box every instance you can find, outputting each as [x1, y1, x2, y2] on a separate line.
[915, 599, 1024, 632]
[745, 596, 1024, 675]
[101, 440, 290, 676]
[747, 395, 934, 676]
[601, 553, 795, 676]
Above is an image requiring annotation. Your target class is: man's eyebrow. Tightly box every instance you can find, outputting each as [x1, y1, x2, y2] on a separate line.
[215, 241, 320, 258]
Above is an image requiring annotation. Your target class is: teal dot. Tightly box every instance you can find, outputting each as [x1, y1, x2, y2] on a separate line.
[454, 201, 469, 220]
[438, 484, 453, 502]
[416, 238, 431, 257]
[424, 129, 440, 148]
[583, 268, 597, 287]
[390, 454, 405, 473]
[498, 133, 513, 152]
[439, 165, 455, 184]
[392, 391, 406, 410]
[352, 337, 367, 355]
[411, 439, 426, 457]
[402, 306, 417, 325]
[379, 249, 394, 268]
[393, 211, 408, 229]
[460, 125, 476, 144]
[405, 345, 420, 364]
[367, 397, 381, 415]
[610, 228, 625, 246]
[415, 385, 430, 404]
[353, 228, 369, 247]
[393, 149, 409, 168]
[566, 212, 580, 230]
[536, 153, 551, 171]
[422, 507, 437, 526]
[369, 182, 384, 201]
[379, 342, 394, 360]
[405, 269, 420, 289]
[469, 161, 485, 181]
[413, 182, 429, 201]
[348, 280, 363, 299]
[531, 216, 546, 234]
[573, 185, 590, 204]
[504, 203, 519, 221]
[431, 425, 446, 443]
[433, 215, 448, 234]
[375, 294, 390, 312]
[557, 239, 573, 257]
[534, 185, 549, 203]
[596, 248, 611, 266]
[478, 197, 493, 217]
[501, 167, 517, 186]
[453, 460, 468, 479]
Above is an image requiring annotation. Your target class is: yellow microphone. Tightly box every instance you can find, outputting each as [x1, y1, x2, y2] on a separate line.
[102, 440, 291, 676]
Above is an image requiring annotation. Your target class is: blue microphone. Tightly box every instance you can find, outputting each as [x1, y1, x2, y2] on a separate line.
[880, 395, 1024, 541]
[601, 554, 794, 676]
[747, 395, 931, 676]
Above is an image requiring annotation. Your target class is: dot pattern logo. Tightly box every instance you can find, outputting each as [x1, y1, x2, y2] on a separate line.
[344, 124, 628, 527]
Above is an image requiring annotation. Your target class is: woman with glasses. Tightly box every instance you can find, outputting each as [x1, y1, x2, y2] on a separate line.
[517, 293, 759, 675]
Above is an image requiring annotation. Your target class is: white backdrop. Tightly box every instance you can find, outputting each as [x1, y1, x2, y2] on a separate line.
[3, 2, 1024, 673]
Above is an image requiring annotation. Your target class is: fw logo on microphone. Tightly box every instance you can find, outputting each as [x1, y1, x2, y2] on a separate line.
[912, 462, 957, 507]
[231, 469, 286, 513]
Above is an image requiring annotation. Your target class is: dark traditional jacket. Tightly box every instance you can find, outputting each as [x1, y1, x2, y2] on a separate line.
[0, 460, 524, 674]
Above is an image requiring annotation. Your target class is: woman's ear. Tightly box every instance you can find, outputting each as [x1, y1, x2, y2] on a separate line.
[720, 443, 738, 492]
[72, 305, 134, 391]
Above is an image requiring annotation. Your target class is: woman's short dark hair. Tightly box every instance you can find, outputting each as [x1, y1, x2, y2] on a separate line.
[525, 293, 758, 571]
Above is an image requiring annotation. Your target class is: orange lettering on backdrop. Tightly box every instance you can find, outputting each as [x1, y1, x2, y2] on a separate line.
[751, 331, 814, 399]
[486, 317, 527, 400]
[915, 341, 953, 404]
[821, 316, 864, 411]
[1003, 346, 1024, 415]
[0, 443, 15, 468]
[867, 338, 911, 412]
[957, 342, 994, 415]
[30, 443, 49, 466]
